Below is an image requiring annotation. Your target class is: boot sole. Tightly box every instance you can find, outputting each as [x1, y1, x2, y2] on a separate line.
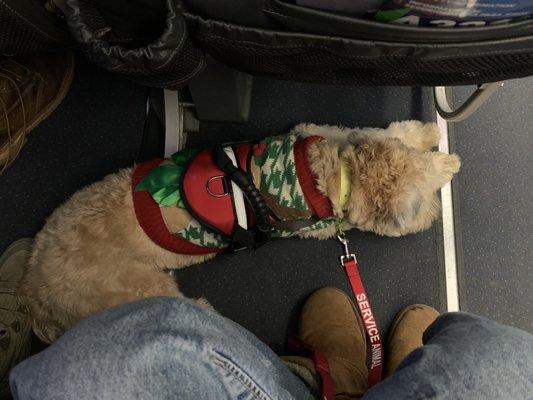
[0, 52, 75, 169]
[0, 238, 33, 264]
[0, 238, 34, 399]
[0, 238, 34, 282]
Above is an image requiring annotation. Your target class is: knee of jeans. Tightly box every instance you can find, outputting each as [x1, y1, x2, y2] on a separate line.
[423, 312, 533, 353]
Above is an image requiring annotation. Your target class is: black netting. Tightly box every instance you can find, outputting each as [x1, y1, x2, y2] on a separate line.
[76, 1, 109, 34]
[0, 3, 68, 55]
[203, 35, 533, 86]
[66, 0, 205, 88]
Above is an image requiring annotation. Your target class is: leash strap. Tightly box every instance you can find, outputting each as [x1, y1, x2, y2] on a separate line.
[289, 234, 382, 399]
[338, 234, 383, 387]
[288, 337, 335, 400]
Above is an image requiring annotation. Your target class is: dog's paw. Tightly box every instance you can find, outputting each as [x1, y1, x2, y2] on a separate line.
[385, 120, 440, 151]
[195, 297, 215, 310]
[432, 152, 461, 183]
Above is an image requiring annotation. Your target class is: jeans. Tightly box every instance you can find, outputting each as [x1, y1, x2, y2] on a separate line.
[10, 297, 533, 400]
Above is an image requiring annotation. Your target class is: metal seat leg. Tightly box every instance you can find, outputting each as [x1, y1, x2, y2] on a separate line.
[434, 81, 504, 122]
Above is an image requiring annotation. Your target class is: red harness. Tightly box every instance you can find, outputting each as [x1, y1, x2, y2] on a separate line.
[132, 158, 221, 255]
[181, 143, 254, 238]
[131, 136, 333, 254]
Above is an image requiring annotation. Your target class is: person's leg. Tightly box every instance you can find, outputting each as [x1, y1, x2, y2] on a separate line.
[363, 312, 533, 400]
[10, 297, 310, 400]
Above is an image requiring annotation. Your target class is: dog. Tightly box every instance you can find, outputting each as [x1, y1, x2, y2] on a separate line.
[21, 120, 460, 343]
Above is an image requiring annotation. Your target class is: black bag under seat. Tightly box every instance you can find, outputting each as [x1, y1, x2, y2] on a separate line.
[61, 0, 533, 87]
[182, 0, 533, 86]
[64, 0, 205, 88]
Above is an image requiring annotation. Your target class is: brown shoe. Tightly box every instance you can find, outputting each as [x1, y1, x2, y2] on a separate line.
[0, 51, 75, 174]
[385, 304, 440, 376]
[0, 239, 33, 399]
[284, 287, 368, 399]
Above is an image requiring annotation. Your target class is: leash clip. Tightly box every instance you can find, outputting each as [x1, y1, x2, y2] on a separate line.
[337, 233, 357, 265]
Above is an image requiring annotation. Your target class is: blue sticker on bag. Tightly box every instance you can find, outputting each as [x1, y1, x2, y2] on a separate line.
[375, 0, 533, 27]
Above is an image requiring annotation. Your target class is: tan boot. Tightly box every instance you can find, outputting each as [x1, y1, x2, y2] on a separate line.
[0, 51, 75, 174]
[284, 287, 368, 399]
[385, 304, 440, 377]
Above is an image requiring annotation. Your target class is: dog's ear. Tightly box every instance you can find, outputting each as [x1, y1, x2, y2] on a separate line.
[390, 186, 422, 230]
[431, 152, 461, 186]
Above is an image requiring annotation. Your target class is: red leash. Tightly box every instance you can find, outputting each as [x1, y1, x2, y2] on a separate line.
[337, 233, 383, 387]
[291, 234, 383, 399]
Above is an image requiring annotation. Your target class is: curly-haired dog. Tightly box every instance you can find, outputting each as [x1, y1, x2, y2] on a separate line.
[21, 120, 460, 343]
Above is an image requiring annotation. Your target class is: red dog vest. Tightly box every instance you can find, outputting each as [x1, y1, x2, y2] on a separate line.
[132, 136, 334, 255]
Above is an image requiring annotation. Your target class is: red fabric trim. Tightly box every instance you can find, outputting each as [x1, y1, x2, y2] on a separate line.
[294, 136, 334, 218]
[132, 159, 222, 255]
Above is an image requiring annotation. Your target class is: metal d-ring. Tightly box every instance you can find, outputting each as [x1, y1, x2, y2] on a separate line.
[206, 175, 229, 197]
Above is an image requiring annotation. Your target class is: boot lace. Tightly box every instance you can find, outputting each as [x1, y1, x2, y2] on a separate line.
[0, 59, 28, 176]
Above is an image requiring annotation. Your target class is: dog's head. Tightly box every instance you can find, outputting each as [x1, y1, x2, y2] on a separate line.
[341, 138, 460, 237]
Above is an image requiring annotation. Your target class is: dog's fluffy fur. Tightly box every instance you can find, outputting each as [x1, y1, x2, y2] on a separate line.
[21, 121, 460, 343]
